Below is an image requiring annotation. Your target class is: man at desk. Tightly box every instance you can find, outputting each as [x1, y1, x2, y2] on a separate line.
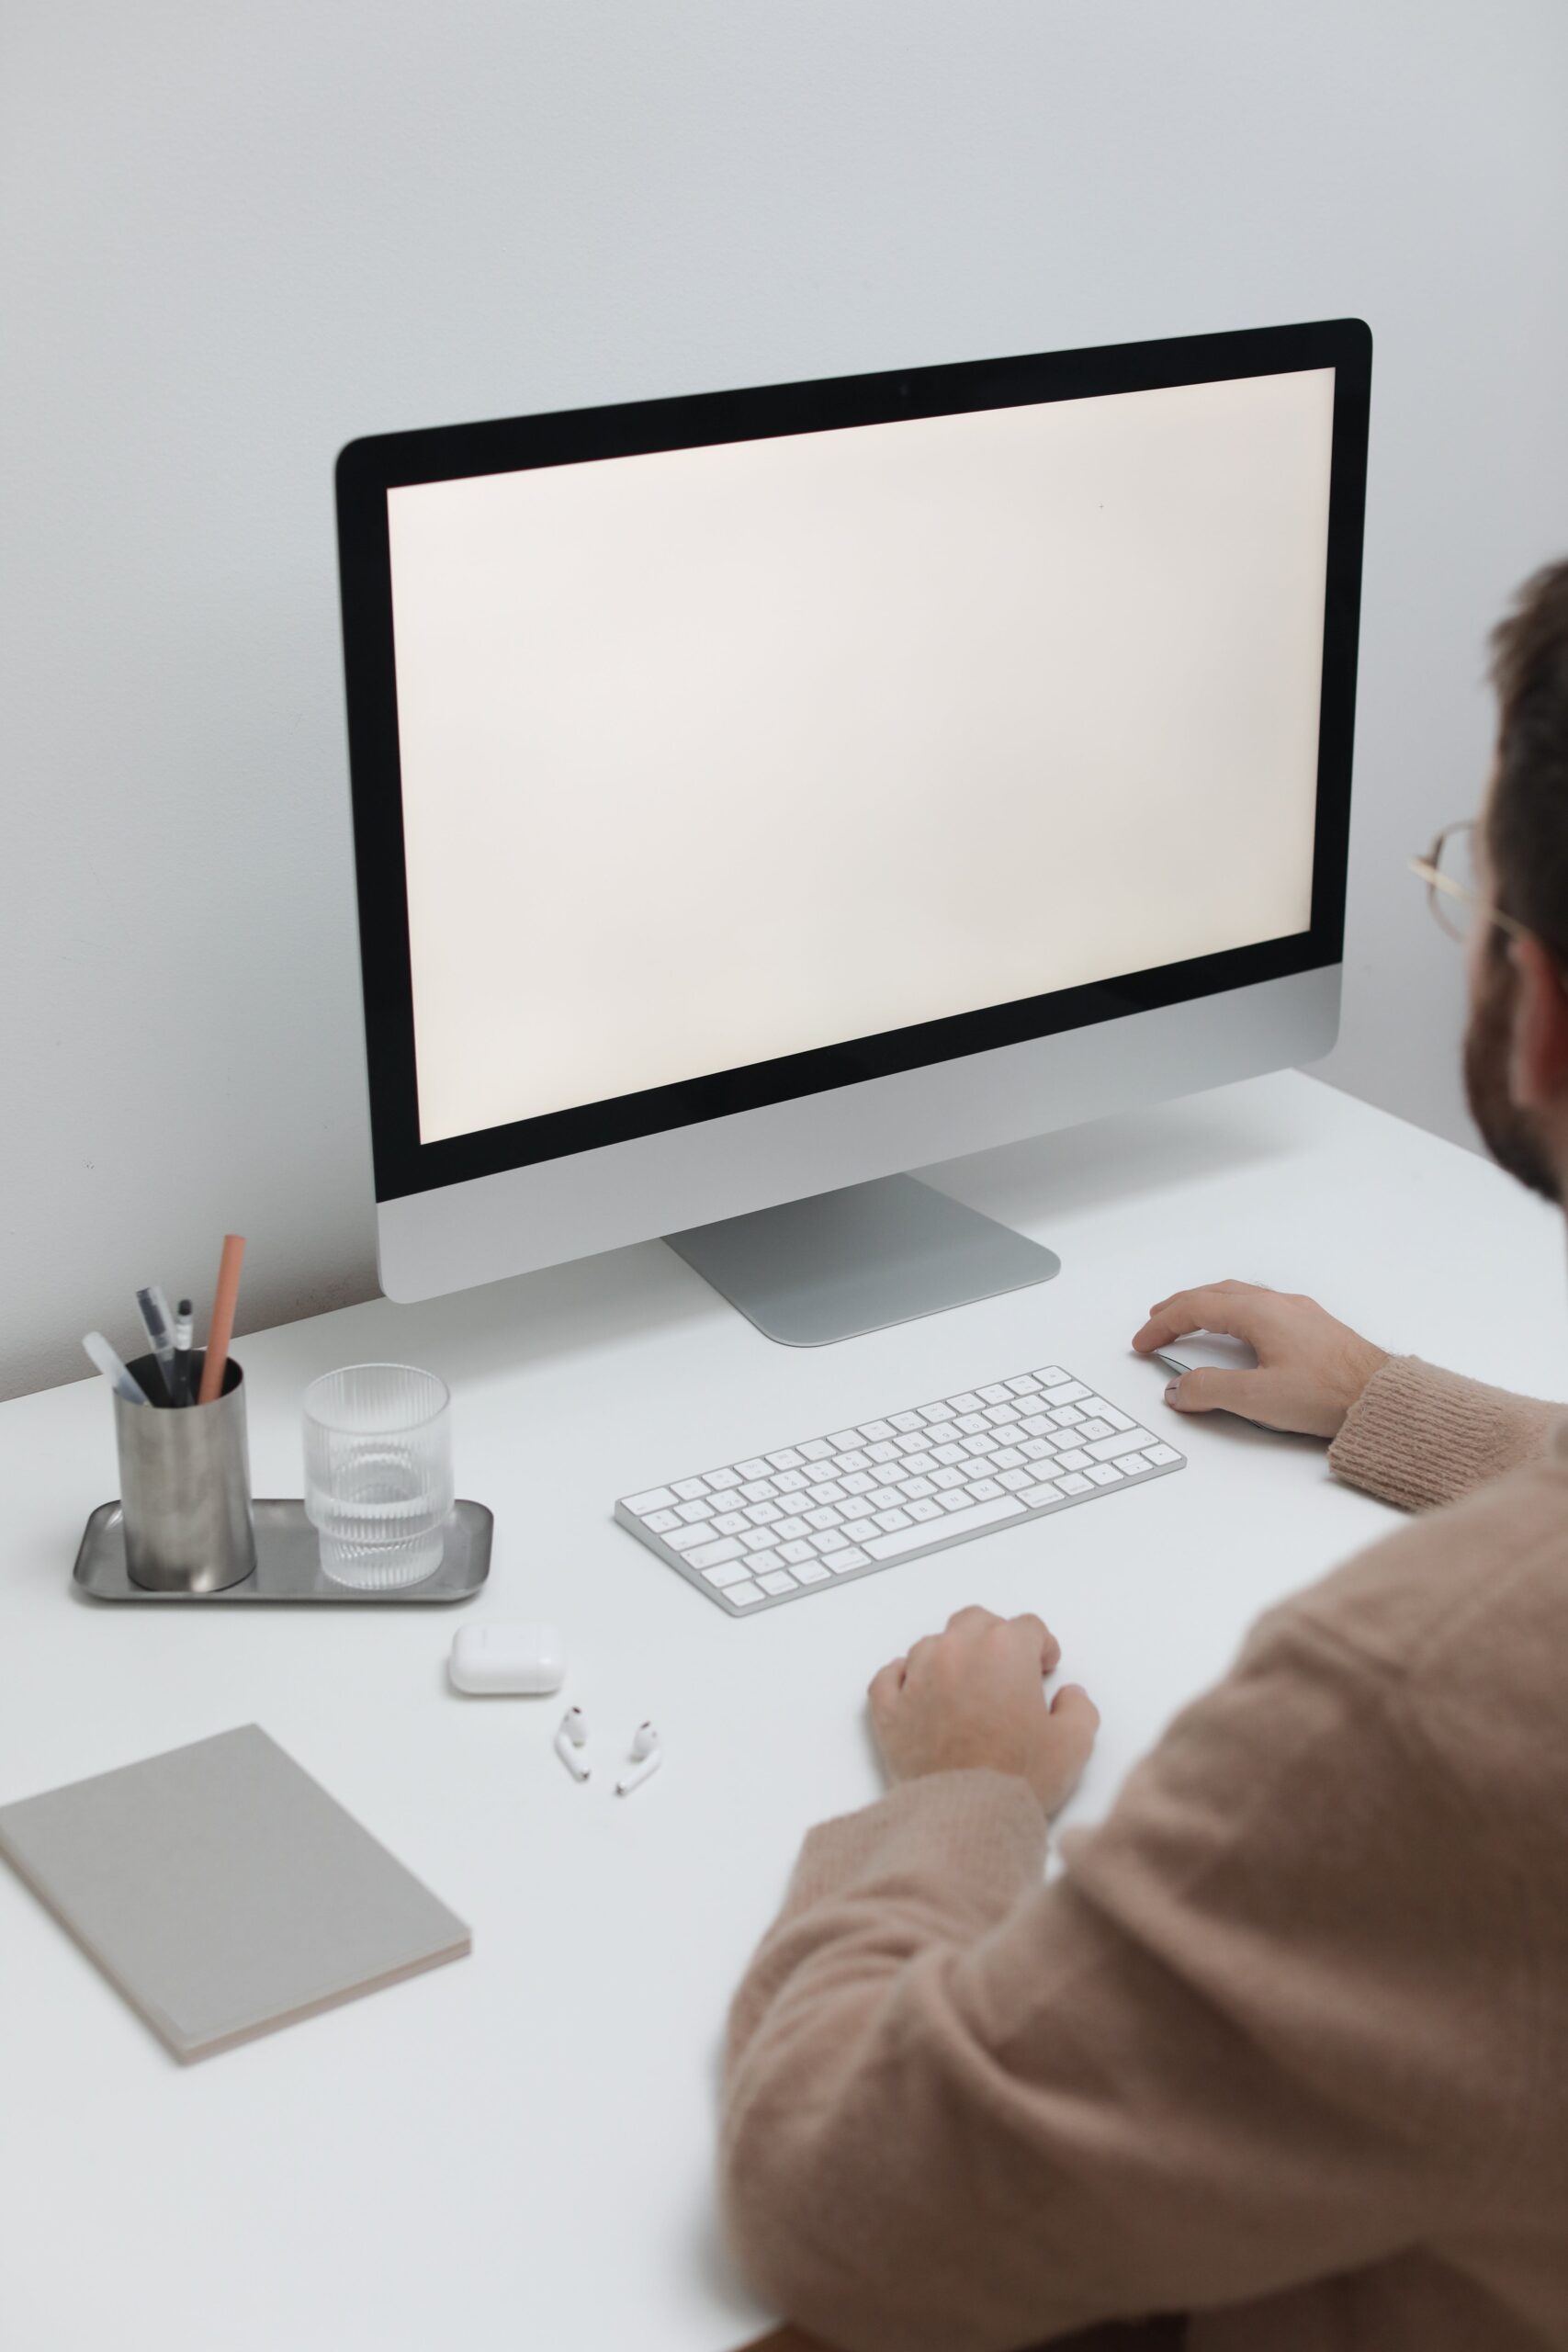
[718, 560, 1568, 2351]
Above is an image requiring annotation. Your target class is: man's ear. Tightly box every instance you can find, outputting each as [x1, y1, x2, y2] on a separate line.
[1507, 934, 1568, 1109]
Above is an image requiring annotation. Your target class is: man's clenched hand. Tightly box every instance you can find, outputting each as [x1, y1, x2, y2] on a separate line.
[868, 1606, 1099, 1816]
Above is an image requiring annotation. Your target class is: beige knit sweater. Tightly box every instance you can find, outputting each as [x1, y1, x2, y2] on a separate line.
[720, 1359, 1568, 2351]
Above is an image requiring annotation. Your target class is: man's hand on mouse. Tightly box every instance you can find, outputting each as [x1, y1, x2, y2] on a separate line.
[868, 1606, 1099, 1817]
[1132, 1280, 1389, 1439]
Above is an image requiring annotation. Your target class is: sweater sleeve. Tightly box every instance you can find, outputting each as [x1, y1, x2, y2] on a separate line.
[719, 1614, 1524, 2352]
[1327, 1354, 1561, 1510]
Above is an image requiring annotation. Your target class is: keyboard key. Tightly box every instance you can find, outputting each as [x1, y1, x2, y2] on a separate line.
[865, 1440, 900, 1464]
[713, 1511, 749, 1536]
[900, 1476, 937, 1498]
[667, 1523, 716, 1552]
[1052, 1382, 1091, 1404]
[977, 1384, 1010, 1405]
[931, 1465, 966, 1489]
[890, 1411, 924, 1432]
[931, 1442, 966, 1466]
[998, 1468, 1034, 1492]
[690, 1536, 744, 1569]
[703, 1557, 753, 1587]
[799, 1439, 834, 1462]
[746, 1547, 784, 1575]
[778, 1539, 815, 1565]
[1146, 1443, 1181, 1466]
[874, 1508, 913, 1532]
[836, 1449, 871, 1474]
[677, 1499, 713, 1524]
[859, 1419, 896, 1442]
[758, 1569, 799, 1595]
[672, 1477, 708, 1501]
[983, 1403, 1020, 1426]
[1097, 1407, 1134, 1431]
[725, 1580, 765, 1607]
[842, 1518, 879, 1544]
[1077, 1419, 1113, 1442]
[962, 1434, 998, 1457]
[1021, 1479, 1064, 1507]
[865, 1487, 904, 1513]
[1118, 1452, 1152, 1475]
[795, 1557, 831, 1583]
[916, 1403, 953, 1425]
[908, 1498, 943, 1521]
[746, 1500, 781, 1525]
[829, 1430, 863, 1450]
[812, 1479, 847, 1505]
[735, 1457, 771, 1481]
[1006, 1375, 1041, 1395]
[1056, 1447, 1091, 1471]
[955, 1412, 987, 1435]
[901, 1450, 936, 1475]
[811, 1528, 849, 1554]
[967, 1478, 1004, 1502]
[739, 1478, 775, 1503]
[939, 1489, 976, 1512]
[1056, 1471, 1091, 1494]
[1088, 1463, 1122, 1486]
[768, 1448, 805, 1470]
[830, 1544, 870, 1571]
[841, 1470, 876, 1495]
[1021, 1438, 1056, 1462]
[864, 1494, 1023, 1558]
[706, 1466, 740, 1491]
[1051, 1405, 1085, 1428]
[626, 1487, 677, 1515]
[741, 1528, 777, 1553]
[806, 1507, 841, 1531]
[773, 1515, 809, 1542]
[642, 1509, 680, 1533]
[991, 1447, 1025, 1471]
[1087, 1428, 1155, 1462]
[1034, 1366, 1068, 1385]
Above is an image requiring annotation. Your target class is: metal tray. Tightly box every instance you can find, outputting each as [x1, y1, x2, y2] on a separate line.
[73, 1498, 492, 1604]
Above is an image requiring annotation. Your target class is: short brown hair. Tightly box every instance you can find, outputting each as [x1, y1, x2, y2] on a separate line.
[1488, 560, 1568, 959]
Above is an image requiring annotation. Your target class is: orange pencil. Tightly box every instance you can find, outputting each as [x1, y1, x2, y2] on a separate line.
[197, 1234, 247, 1405]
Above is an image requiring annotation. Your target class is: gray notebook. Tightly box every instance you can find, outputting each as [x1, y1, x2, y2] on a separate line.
[0, 1724, 470, 2062]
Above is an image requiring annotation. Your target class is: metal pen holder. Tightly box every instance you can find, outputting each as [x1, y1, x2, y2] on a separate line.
[115, 1352, 257, 1593]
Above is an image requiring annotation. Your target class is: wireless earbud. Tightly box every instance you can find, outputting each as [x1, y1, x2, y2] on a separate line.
[616, 1721, 661, 1796]
[554, 1705, 590, 1782]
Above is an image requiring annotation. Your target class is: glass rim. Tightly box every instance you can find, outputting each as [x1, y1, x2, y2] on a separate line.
[302, 1362, 451, 1432]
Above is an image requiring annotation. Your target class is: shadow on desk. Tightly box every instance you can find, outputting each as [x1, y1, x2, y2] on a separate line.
[739, 2320, 1186, 2350]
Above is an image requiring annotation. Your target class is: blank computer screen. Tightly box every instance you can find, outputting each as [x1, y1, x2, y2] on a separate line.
[386, 368, 1334, 1146]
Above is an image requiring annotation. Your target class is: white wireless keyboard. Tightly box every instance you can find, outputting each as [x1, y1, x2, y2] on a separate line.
[615, 1363, 1185, 1615]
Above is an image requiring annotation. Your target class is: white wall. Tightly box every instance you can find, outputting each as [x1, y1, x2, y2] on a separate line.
[6, 0, 1568, 1401]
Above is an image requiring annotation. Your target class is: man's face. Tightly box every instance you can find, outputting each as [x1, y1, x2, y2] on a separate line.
[1462, 794, 1562, 1204]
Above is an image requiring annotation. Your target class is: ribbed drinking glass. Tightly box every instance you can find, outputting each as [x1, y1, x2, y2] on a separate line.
[303, 1363, 453, 1590]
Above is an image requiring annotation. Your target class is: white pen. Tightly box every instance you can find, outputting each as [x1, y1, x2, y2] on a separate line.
[83, 1330, 149, 1406]
[173, 1298, 194, 1407]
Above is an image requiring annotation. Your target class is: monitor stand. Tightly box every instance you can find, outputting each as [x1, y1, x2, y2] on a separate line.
[664, 1173, 1061, 1347]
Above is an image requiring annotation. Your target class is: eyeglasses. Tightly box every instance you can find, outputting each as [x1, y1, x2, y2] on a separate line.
[1409, 820, 1532, 946]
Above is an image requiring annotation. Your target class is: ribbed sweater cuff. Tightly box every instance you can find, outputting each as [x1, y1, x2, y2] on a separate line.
[786, 1770, 1049, 1929]
[1327, 1353, 1562, 1512]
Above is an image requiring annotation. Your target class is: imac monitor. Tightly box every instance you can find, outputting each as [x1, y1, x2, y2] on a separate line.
[335, 319, 1369, 1341]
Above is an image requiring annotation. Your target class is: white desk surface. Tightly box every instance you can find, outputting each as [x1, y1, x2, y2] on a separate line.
[3, 1070, 1565, 2352]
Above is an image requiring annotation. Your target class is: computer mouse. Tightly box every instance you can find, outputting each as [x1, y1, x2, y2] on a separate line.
[1152, 1331, 1258, 1379]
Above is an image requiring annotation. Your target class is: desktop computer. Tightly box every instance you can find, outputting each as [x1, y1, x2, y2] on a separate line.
[335, 319, 1369, 1363]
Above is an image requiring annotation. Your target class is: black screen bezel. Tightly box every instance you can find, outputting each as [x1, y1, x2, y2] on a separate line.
[335, 317, 1370, 1205]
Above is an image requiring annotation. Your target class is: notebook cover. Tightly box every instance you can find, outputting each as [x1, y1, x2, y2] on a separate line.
[0, 1724, 470, 2061]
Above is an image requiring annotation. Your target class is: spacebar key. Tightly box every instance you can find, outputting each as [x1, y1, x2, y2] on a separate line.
[863, 1495, 1024, 1559]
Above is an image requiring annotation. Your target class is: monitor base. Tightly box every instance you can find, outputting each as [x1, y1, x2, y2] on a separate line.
[664, 1173, 1061, 1347]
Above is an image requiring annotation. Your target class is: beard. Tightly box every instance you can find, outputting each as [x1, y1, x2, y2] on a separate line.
[1463, 944, 1562, 1204]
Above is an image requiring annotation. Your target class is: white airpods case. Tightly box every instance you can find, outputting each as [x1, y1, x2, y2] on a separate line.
[449, 1621, 568, 1695]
